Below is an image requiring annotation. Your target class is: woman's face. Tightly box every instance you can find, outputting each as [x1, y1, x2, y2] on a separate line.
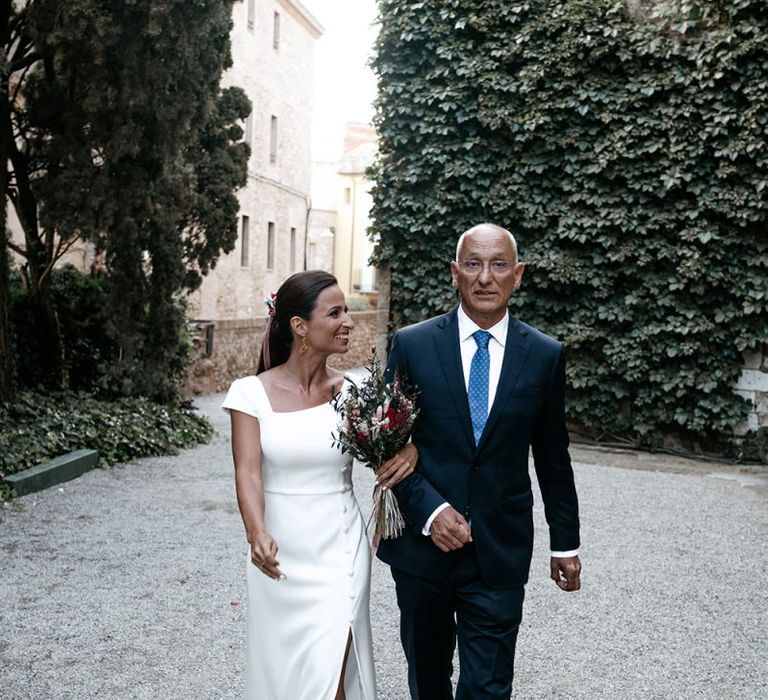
[303, 284, 354, 354]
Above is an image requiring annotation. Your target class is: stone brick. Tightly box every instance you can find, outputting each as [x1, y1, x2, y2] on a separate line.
[755, 391, 768, 416]
[742, 350, 763, 370]
[735, 369, 768, 393]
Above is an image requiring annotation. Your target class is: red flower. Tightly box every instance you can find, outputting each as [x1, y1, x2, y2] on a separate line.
[386, 407, 409, 432]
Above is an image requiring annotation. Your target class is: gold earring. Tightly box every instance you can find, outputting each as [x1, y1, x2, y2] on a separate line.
[299, 336, 308, 354]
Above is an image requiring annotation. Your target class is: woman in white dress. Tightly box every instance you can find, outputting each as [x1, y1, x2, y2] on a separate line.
[222, 271, 416, 700]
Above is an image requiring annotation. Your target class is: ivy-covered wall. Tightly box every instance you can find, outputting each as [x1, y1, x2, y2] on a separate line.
[370, 0, 768, 451]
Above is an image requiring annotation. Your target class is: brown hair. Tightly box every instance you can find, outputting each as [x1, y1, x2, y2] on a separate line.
[257, 270, 338, 374]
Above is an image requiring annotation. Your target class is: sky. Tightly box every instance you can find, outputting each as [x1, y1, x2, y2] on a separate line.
[300, 0, 379, 161]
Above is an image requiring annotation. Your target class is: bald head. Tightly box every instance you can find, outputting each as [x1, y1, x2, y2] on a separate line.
[455, 223, 518, 263]
[450, 222, 526, 328]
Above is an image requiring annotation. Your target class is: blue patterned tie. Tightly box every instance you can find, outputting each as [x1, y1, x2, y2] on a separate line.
[468, 330, 491, 445]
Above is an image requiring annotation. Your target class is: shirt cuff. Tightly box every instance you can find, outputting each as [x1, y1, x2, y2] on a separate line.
[550, 548, 579, 558]
[422, 503, 450, 536]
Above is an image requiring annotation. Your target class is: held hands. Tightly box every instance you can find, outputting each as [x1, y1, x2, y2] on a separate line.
[250, 530, 285, 581]
[430, 506, 472, 553]
[550, 555, 581, 592]
[376, 443, 418, 490]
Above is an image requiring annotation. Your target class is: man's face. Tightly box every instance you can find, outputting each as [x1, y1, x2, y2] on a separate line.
[450, 227, 525, 328]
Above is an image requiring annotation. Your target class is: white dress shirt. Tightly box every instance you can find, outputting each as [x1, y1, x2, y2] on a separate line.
[421, 305, 579, 559]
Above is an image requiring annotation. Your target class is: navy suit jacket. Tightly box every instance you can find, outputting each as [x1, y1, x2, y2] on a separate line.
[376, 307, 580, 589]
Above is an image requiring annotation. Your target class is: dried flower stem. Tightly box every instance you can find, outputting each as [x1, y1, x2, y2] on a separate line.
[369, 482, 405, 540]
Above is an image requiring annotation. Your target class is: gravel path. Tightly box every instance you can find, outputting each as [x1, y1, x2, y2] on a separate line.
[2, 393, 767, 699]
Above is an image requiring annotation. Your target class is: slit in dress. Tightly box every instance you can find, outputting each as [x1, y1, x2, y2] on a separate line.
[336, 627, 366, 699]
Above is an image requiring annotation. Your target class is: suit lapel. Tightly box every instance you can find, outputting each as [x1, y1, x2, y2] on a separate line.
[433, 309, 474, 447]
[476, 314, 531, 452]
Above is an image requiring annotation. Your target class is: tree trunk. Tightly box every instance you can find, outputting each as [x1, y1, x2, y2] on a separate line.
[6, 99, 66, 390]
[0, 226, 13, 403]
[0, 0, 14, 402]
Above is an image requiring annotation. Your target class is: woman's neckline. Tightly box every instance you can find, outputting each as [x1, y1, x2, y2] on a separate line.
[253, 374, 345, 415]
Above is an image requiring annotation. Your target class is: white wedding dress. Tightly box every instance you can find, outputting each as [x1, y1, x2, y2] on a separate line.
[223, 376, 376, 700]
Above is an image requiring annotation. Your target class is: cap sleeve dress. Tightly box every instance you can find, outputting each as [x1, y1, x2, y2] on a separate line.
[222, 376, 376, 700]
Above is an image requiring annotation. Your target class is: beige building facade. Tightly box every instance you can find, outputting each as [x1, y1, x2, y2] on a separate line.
[334, 139, 377, 297]
[188, 0, 323, 320]
[308, 122, 379, 301]
[308, 123, 379, 302]
[307, 158, 339, 274]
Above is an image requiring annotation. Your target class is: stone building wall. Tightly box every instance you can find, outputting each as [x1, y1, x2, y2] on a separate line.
[184, 311, 377, 396]
[307, 205, 337, 271]
[734, 345, 768, 434]
[187, 0, 324, 321]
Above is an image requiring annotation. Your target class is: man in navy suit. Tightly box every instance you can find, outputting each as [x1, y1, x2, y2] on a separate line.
[378, 223, 581, 700]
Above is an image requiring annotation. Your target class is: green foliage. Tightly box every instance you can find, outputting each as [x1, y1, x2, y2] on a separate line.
[738, 428, 768, 464]
[4, 0, 249, 400]
[0, 391, 213, 500]
[9, 265, 114, 393]
[371, 0, 768, 450]
[181, 85, 252, 292]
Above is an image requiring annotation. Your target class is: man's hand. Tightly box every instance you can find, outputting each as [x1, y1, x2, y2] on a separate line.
[430, 506, 472, 552]
[376, 443, 417, 490]
[550, 555, 581, 591]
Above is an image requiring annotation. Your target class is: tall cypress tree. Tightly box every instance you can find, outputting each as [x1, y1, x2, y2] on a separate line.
[4, 0, 249, 398]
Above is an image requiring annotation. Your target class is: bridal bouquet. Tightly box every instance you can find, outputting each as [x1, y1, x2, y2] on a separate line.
[332, 351, 419, 539]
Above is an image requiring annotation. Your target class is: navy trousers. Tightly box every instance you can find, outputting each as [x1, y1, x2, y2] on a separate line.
[392, 545, 525, 700]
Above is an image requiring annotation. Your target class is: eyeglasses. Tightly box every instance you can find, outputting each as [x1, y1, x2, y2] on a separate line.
[458, 260, 514, 275]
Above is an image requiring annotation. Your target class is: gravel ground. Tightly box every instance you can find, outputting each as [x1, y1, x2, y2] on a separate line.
[2, 392, 767, 699]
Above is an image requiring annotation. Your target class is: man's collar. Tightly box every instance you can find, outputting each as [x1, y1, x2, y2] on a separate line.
[456, 304, 508, 347]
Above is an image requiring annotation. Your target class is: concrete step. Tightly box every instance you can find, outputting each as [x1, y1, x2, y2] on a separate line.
[4, 449, 99, 496]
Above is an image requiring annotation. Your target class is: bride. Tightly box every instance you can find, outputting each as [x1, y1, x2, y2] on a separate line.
[222, 270, 416, 699]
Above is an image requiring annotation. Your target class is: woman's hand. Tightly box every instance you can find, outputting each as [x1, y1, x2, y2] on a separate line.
[249, 530, 285, 580]
[376, 443, 418, 489]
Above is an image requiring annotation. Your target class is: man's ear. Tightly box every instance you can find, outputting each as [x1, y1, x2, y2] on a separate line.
[450, 261, 459, 288]
[514, 262, 526, 289]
